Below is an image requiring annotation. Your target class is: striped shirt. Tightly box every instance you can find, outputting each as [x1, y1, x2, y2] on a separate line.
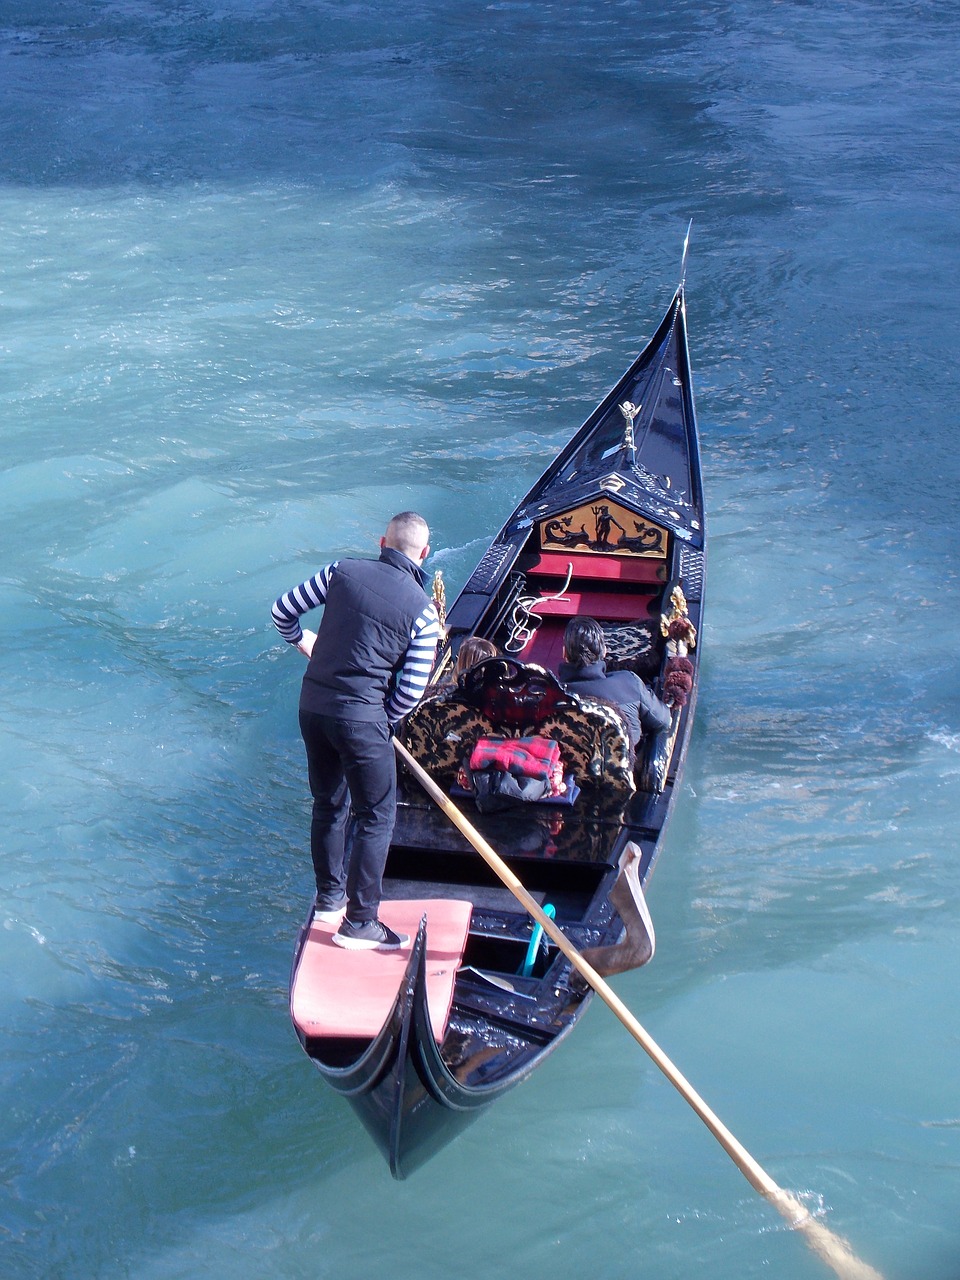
[271, 563, 337, 644]
[385, 601, 441, 722]
[272, 560, 440, 723]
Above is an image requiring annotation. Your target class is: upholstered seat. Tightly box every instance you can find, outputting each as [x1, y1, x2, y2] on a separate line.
[401, 657, 635, 796]
[533, 695, 635, 794]
[400, 694, 498, 783]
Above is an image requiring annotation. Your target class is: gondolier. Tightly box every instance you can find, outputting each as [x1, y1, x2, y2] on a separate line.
[272, 512, 440, 950]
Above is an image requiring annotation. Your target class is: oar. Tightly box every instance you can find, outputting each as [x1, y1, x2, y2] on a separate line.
[393, 738, 884, 1280]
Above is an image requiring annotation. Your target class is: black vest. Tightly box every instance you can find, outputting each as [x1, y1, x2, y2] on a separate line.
[300, 547, 429, 721]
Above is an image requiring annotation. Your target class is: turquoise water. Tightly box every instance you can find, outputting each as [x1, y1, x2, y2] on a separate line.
[2, 3, 959, 1277]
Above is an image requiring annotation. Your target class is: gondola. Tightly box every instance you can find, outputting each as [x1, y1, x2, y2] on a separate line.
[289, 243, 705, 1179]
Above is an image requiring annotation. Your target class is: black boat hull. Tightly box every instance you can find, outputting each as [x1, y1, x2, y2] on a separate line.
[292, 915, 571, 1177]
[290, 265, 705, 1176]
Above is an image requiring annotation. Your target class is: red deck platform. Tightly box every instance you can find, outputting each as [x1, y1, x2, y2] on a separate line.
[290, 898, 473, 1044]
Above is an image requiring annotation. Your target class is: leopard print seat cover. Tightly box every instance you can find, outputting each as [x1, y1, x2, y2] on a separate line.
[400, 657, 635, 796]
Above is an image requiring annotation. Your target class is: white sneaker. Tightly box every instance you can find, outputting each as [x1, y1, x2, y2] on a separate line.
[313, 896, 347, 925]
[332, 919, 409, 950]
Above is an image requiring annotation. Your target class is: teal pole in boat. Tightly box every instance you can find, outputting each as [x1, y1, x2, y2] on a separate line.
[521, 903, 555, 976]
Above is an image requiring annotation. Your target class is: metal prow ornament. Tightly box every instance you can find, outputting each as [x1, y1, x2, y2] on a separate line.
[619, 400, 639, 467]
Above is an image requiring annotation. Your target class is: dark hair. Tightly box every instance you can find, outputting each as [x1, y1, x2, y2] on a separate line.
[563, 615, 606, 667]
[455, 636, 498, 675]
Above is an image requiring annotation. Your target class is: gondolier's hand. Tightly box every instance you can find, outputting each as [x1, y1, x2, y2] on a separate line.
[296, 629, 317, 659]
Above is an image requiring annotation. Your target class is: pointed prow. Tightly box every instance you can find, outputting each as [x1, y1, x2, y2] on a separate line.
[680, 219, 692, 287]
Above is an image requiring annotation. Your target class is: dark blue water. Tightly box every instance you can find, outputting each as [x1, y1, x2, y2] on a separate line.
[2, 3, 959, 1277]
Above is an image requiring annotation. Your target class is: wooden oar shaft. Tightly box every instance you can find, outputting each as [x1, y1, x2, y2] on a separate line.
[394, 741, 778, 1189]
[393, 738, 883, 1280]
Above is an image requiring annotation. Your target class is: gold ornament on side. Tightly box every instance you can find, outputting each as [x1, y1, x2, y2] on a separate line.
[432, 570, 447, 635]
[660, 585, 697, 709]
[661, 585, 697, 657]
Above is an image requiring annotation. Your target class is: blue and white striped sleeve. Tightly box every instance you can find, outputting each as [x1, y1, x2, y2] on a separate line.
[271, 562, 338, 644]
[386, 603, 441, 723]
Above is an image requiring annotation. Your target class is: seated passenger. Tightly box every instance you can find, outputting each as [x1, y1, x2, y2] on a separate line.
[558, 615, 671, 749]
[454, 636, 499, 680]
[430, 636, 500, 696]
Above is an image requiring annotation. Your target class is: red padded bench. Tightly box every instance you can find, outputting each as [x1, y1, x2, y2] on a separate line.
[528, 590, 656, 621]
[528, 550, 666, 585]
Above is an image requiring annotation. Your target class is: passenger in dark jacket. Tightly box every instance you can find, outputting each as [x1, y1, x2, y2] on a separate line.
[558, 615, 671, 750]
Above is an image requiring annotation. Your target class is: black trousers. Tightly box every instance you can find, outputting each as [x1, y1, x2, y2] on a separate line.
[298, 710, 396, 924]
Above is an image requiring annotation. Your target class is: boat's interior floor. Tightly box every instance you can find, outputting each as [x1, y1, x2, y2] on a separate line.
[380, 553, 679, 991]
[385, 877, 552, 913]
[394, 783, 664, 868]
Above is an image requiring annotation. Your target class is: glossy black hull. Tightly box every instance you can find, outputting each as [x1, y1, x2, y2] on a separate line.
[291, 914, 569, 1178]
[291, 266, 705, 1177]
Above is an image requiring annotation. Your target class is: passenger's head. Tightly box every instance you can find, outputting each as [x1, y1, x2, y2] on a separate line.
[455, 636, 498, 677]
[563, 615, 606, 668]
[382, 511, 430, 564]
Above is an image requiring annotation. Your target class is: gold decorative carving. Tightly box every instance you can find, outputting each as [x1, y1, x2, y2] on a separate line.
[539, 499, 667, 559]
